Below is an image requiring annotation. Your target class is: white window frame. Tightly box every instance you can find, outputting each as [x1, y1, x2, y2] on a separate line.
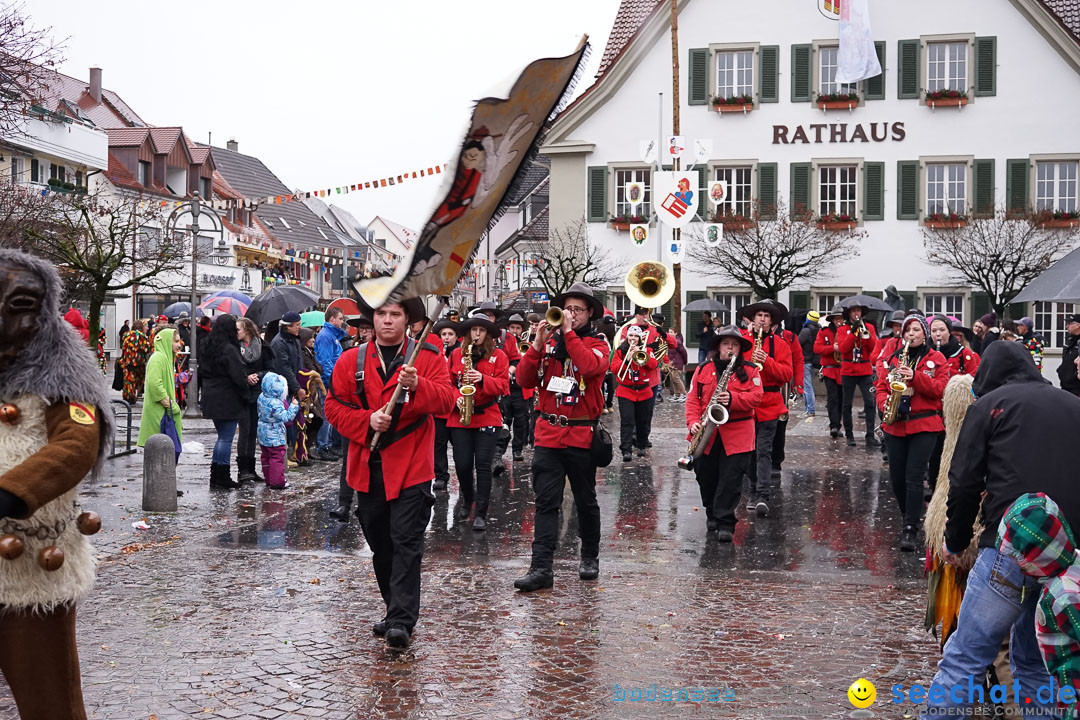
[920, 290, 968, 326]
[812, 42, 860, 101]
[1031, 155, 1080, 214]
[921, 33, 975, 104]
[811, 158, 863, 221]
[812, 288, 860, 316]
[609, 290, 632, 321]
[1033, 301, 1077, 350]
[708, 42, 760, 105]
[609, 164, 652, 220]
[710, 288, 753, 328]
[709, 162, 756, 219]
[919, 155, 973, 223]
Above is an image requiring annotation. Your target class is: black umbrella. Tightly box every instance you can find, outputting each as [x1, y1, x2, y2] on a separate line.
[837, 294, 893, 313]
[162, 302, 204, 320]
[682, 298, 731, 313]
[245, 286, 321, 326]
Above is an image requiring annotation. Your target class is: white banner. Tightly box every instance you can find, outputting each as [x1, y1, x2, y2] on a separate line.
[835, 0, 882, 84]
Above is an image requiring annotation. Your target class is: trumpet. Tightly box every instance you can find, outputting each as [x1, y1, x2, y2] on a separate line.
[853, 318, 871, 339]
[517, 328, 533, 354]
[545, 306, 563, 329]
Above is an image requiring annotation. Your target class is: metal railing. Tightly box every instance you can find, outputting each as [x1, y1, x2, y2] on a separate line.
[108, 399, 137, 459]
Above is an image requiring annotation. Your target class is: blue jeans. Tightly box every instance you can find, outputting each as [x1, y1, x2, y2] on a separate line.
[316, 420, 336, 450]
[212, 419, 238, 465]
[802, 363, 816, 415]
[922, 548, 1057, 717]
[697, 348, 708, 365]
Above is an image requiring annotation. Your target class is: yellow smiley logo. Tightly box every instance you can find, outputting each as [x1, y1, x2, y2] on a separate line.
[847, 678, 876, 709]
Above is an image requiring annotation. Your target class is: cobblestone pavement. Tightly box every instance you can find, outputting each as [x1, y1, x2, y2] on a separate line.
[0, 396, 950, 719]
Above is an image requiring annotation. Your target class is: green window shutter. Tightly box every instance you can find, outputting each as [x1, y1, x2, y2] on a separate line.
[757, 162, 778, 219]
[865, 41, 886, 100]
[1006, 159, 1030, 214]
[975, 36, 997, 97]
[791, 44, 812, 102]
[790, 162, 812, 217]
[897, 160, 920, 220]
[688, 48, 709, 105]
[971, 292, 991, 320]
[897, 39, 920, 99]
[697, 165, 709, 218]
[788, 291, 811, 312]
[863, 161, 885, 221]
[684, 290, 707, 347]
[901, 292, 918, 311]
[973, 159, 995, 218]
[1007, 302, 1027, 321]
[658, 298, 673, 326]
[759, 45, 779, 103]
[587, 166, 608, 222]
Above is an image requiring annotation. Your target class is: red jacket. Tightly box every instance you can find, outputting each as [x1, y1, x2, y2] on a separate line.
[814, 325, 842, 382]
[781, 329, 804, 393]
[506, 332, 534, 400]
[495, 329, 521, 365]
[836, 321, 879, 377]
[685, 360, 763, 455]
[517, 329, 608, 449]
[618, 322, 663, 387]
[447, 346, 509, 429]
[741, 329, 793, 422]
[874, 347, 950, 436]
[435, 342, 458, 420]
[325, 340, 457, 500]
[874, 336, 900, 366]
[942, 344, 980, 378]
[610, 340, 660, 402]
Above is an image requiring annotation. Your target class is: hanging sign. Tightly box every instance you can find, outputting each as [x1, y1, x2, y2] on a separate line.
[708, 181, 729, 207]
[692, 138, 713, 166]
[640, 139, 658, 165]
[626, 181, 645, 210]
[666, 136, 685, 161]
[630, 224, 649, 246]
[704, 223, 724, 248]
[654, 171, 698, 229]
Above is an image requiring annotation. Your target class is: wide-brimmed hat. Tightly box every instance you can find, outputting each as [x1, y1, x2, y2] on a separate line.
[738, 299, 788, 325]
[470, 301, 503, 321]
[551, 282, 605, 319]
[505, 313, 525, 327]
[346, 312, 374, 329]
[705, 324, 753, 353]
[823, 305, 844, 321]
[432, 319, 461, 336]
[460, 316, 499, 337]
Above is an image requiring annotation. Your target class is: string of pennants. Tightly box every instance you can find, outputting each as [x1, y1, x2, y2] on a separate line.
[139, 163, 450, 209]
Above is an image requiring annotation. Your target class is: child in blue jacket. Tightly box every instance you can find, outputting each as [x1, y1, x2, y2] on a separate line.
[258, 372, 299, 488]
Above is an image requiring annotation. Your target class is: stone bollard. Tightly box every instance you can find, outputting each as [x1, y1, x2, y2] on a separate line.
[142, 434, 178, 512]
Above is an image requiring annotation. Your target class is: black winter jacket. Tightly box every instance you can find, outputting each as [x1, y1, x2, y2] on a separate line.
[200, 344, 250, 420]
[946, 341, 1080, 552]
[798, 324, 819, 367]
[270, 331, 303, 396]
[241, 342, 275, 403]
[1059, 333, 1080, 396]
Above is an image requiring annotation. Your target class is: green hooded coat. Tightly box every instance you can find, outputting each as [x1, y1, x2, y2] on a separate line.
[137, 328, 183, 447]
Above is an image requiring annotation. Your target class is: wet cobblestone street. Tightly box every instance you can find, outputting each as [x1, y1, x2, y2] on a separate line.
[1, 399, 943, 719]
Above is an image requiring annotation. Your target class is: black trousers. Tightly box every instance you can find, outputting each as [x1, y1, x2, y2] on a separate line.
[746, 419, 778, 500]
[842, 374, 876, 438]
[354, 457, 433, 631]
[434, 417, 450, 485]
[236, 401, 258, 458]
[530, 446, 600, 570]
[823, 376, 843, 431]
[926, 430, 946, 493]
[771, 417, 788, 470]
[450, 427, 497, 513]
[695, 434, 751, 532]
[496, 389, 531, 456]
[337, 437, 353, 506]
[617, 396, 654, 453]
[603, 373, 615, 408]
[885, 431, 938, 529]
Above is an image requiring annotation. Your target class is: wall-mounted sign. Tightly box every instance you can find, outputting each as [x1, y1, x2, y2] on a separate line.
[626, 181, 645, 209]
[640, 139, 657, 165]
[630, 224, 649, 246]
[704, 223, 723, 248]
[708, 181, 728, 207]
[772, 121, 905, 145]
[654, 171, 698, 229]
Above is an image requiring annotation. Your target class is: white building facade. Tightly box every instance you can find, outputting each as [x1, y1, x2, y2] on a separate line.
[543, 0, 1080, 364]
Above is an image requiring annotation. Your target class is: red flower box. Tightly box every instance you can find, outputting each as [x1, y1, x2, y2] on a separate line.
[927, 97, 967, 108]
[1038, 218, 1080, 229]
[715, 103, 753, 114]
[926, 220, 967, 229]
[610, 221, 630, 231]
[816, 221, 856, 231]
[817, 100, 858, 110]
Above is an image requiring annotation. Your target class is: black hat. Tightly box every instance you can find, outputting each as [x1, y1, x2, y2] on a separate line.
[823, 305, 844, 321]
[888, 309, 907, 326]
[738, 299, 788, 326]
[471, 301, 503, 321]
[652, 313, 666, 325]
[705, 324, 752, 353]
[346, 312, 374, 328]
[1067, 314, 1080, 325]
[357, 297, 426, 324]
[432, 319, 461, 336]
[551, 282, 605, 319]
[460, 316, 498, 337]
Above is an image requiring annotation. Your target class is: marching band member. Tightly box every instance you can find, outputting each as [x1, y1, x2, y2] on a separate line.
[837, 303, 881, 447]
[770, 308, 803, 476]
[874, 314, 950, 552]
[685, 327, 763, 541]
[610, 324, 659, 463]
[926, 314, 979, 495]
[739, 300, 793, 517]
[813, 306, 845, 438]
[496, 314, 532, 464]
[471, 301, 520, 477]
[324, 297, 457, 649]
[430, 318, 461, 493]
[447, 315, 509, 530]
[514, 284, 608, 592]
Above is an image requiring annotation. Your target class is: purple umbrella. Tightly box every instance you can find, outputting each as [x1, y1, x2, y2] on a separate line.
[198, 296, 250, 316]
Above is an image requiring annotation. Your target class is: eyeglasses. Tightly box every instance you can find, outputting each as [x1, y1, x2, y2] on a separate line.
[563, 306, 589, 315]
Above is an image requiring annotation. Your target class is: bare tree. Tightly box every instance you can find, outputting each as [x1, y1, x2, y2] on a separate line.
[530, 217, 621, 298]
[11, 188, 189, 346]
[921, 207, 1078, 318]
[0, 3, 65, 135]
[686, 199, 866, 299]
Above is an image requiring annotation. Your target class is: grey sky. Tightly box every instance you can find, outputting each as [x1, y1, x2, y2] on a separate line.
[29, 0, 621, 231]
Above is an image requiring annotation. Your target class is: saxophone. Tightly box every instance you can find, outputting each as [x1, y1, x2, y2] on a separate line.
[882, 341, 911, 425]
[678, 354, 738, 471]
[751, 326, 765, 369]
[458, 342, 475, 426]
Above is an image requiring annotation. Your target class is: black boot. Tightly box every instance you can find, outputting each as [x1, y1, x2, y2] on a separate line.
[899, 526, 918, 552]
[329, 504, 351, 522]
[237, 456, 258, 484]
[514, 567, 554, 592]
[210, 462, 240, 490]
[579, 557, 599, 580]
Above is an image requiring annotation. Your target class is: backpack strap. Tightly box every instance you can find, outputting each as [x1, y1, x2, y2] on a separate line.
[353, 341, 370, 410]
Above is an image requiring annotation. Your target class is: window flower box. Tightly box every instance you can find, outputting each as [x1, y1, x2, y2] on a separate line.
[714, 214, 756, 231]
[925, 90, 968, 109]
[609, 215, 647, 232]
[712, 94, 754, 114]
[1037, 212, 1080, 229]
[816, 213, 857, 230]
[925, 213, 967, 229]
[816, 92, 859, 111]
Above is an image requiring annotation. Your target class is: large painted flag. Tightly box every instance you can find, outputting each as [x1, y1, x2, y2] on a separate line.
[835, 0, 882, 84]
[352, 38, 589, 308]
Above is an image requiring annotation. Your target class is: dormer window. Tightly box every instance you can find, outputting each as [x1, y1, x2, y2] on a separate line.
[138, 161, 150, 186]
[278, 217, 291, 230]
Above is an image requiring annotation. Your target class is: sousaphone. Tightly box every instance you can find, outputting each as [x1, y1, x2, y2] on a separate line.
[624, 261, 675, 310]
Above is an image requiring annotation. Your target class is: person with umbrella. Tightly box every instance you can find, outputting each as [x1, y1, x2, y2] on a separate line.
[813, 306, 845, 438]
[837, 300, 881, 447]
[176, 312, 191, 348]
[271, 312, 306, 469]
